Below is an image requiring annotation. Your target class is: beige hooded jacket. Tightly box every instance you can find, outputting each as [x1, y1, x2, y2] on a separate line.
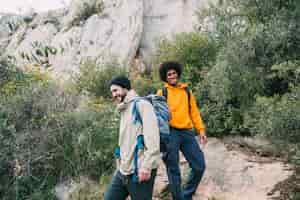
[116, 90, 160, 175]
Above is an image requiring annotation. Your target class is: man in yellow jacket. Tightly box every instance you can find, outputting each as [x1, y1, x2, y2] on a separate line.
[157, 61, 207, 200]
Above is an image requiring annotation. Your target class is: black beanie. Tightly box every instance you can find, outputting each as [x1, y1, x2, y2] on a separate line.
[109, 76, 131, 90]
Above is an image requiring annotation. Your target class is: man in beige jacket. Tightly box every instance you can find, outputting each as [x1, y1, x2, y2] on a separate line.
[104, 76, 160, 200]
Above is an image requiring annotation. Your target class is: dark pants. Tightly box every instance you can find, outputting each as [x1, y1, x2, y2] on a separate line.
[162, 128, 206, 200]
[104, 169, 157, 200]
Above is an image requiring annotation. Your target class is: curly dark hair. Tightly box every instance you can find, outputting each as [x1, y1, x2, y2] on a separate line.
[159, 61, 183, 82]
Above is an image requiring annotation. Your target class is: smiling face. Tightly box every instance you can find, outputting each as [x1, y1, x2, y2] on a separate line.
[166, 69, 179, 86]
[110, 84, 128, 104]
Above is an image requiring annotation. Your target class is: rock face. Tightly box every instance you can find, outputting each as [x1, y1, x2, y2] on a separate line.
[0, 0, 210, 79]
[1, 0, 144, 79]
[49, 0, 143, 79]
[140, 0, 209, 66]
[0, 15, 25, 55]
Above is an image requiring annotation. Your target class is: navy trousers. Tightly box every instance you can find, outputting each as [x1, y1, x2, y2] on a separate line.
[162, 128, 206, 200]
[104, 169, 157, 200]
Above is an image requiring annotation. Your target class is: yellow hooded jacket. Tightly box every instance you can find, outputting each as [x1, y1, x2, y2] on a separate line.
[157, 83, 206, 135]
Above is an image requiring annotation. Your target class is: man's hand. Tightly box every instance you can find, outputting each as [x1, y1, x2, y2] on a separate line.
[198, 134, 208, 145]
[138, 168, 151, 182]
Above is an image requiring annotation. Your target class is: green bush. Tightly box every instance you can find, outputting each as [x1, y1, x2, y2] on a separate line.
[131, 75, 161, 96]
[0, 61, 119, 199]
[1, 80, 78, 130]
[45, 108, 119, 180]
[191, 47, 264, 135]
[200, 103, 236, 136]
[0, 82, 78, 199]
[155, 32, 217, 88]
[76, 60, 127, 98]
[267, 60, 300, 94]
[0, 59, 25, 91]
[244, 86, 300, 143]
[191, 0, 300, 136]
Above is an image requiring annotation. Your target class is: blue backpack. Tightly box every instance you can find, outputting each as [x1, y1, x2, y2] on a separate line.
[115, 95, 170, 183]
[132, 94, 171, 144]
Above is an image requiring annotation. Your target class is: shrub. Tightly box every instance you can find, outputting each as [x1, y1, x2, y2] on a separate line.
[46, 107, 119, 179]
[0, 59, 25, 89]
[191, 0, 300, 136]
[244, 86, 300, 143]
[266, 60, 300, 94]
[76, 60, 127, 98]
[191, 47, 264, 135]
[155, 32, 217, 88]
[131, 76, 161, 96]
[0, 61, 118, 199]
[0, 98, 118, 200]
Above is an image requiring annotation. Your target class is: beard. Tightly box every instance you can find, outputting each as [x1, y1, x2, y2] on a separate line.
[114, 92, 127, 103]
[120, 94, 126, 102]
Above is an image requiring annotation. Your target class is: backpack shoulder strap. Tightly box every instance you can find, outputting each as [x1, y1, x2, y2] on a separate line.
[131, 99, 145, 183]
[185, 87, 191, 104]
[132, 97, 153, 124]
[185, 87, 191, 114]
[162, 87, 168, 100]
[132, 98, 143, 125]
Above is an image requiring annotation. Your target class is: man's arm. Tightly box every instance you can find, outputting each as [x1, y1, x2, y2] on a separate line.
[189, 90, 208, 144]
[137, 100, 160, 180]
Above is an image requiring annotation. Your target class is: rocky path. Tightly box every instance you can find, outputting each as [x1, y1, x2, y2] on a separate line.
[55, 137, 294, 200]
[153, 137, 294, 200]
